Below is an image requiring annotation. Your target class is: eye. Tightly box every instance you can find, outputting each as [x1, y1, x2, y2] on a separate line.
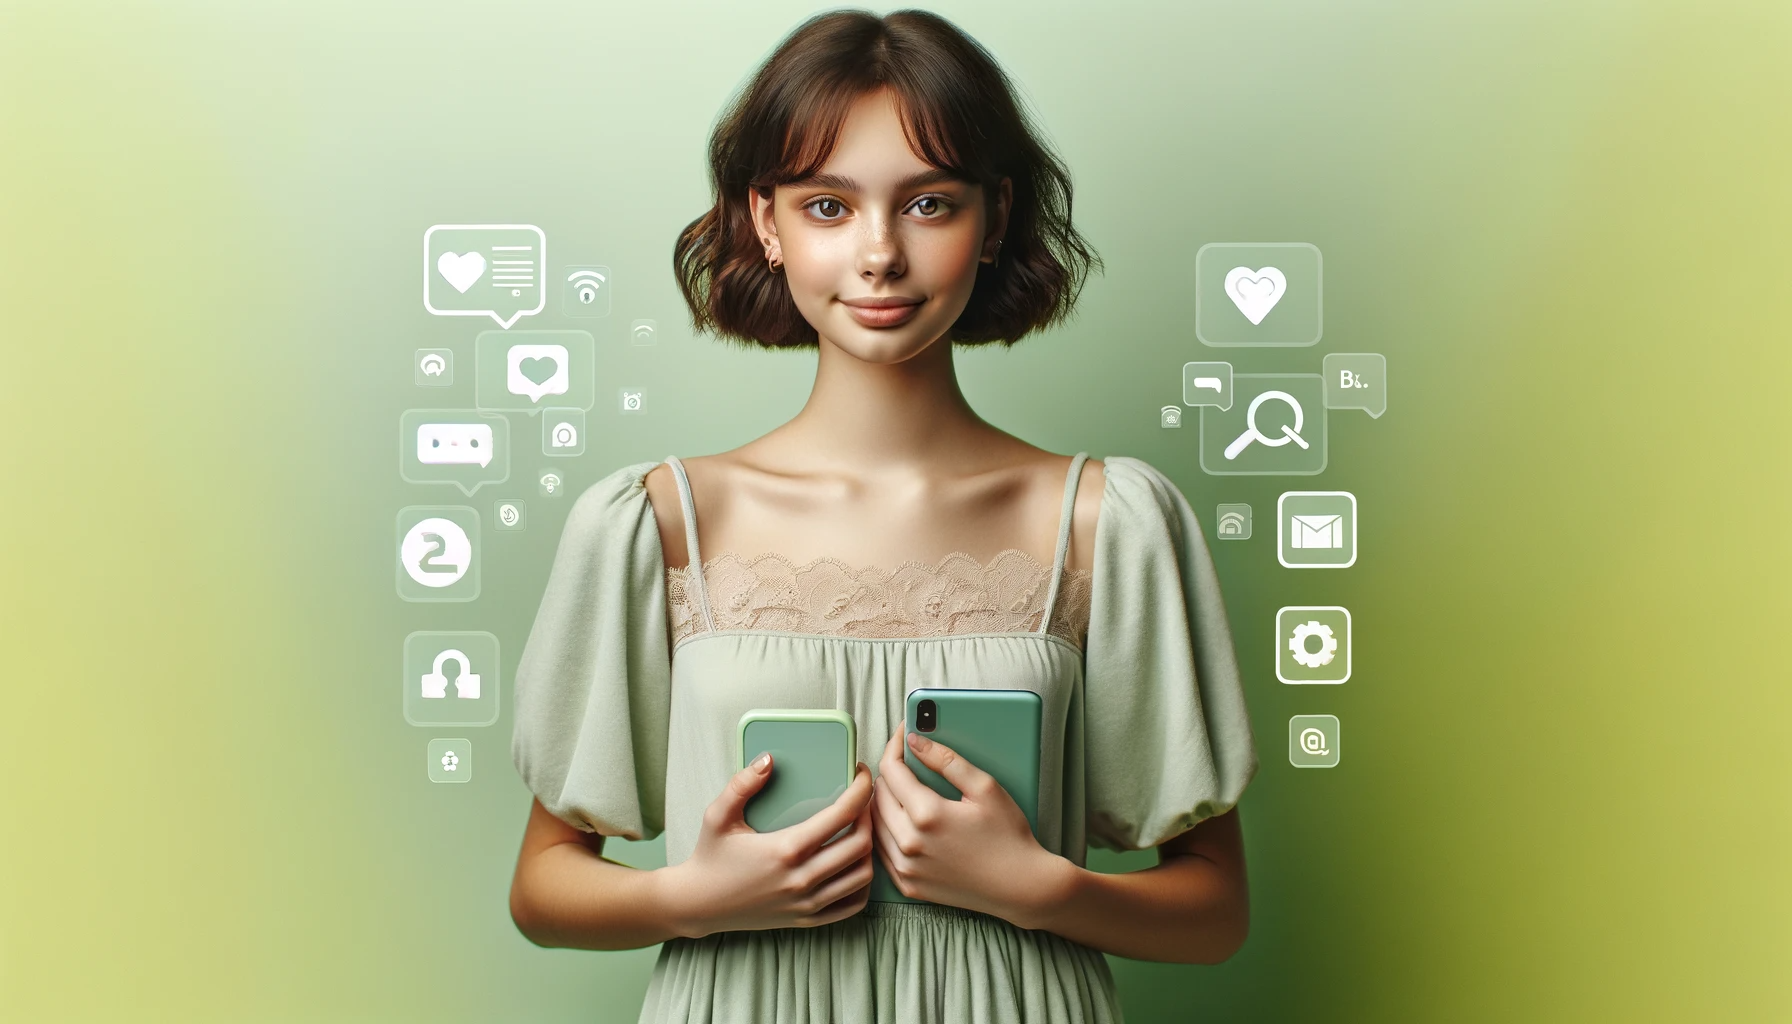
[805, 197, 846, 220]
[908, 195, 952, 218]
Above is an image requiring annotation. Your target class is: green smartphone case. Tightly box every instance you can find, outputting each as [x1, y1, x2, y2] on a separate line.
[738, 709, 856, 833]
[871, 688, 1044, 903]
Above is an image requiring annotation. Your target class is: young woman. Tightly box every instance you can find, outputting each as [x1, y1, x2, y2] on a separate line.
[508, 10, 1256, 1023]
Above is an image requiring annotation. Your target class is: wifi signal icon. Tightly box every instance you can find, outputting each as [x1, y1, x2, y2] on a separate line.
[562, 265, 611, 317]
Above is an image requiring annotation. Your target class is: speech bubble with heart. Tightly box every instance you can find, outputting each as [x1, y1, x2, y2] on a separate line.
[436, 251, 487, 293]
[505, 344, 570, 403]
[424, 225, 546, 329]
[1224, 266, 1288, 325]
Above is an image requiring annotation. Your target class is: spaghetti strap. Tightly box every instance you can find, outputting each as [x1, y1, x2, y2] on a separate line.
[1038, 452, 1090, 633]
[662, 456, 716, 633]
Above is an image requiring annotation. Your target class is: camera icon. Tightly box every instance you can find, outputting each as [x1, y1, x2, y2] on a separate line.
[1160, 405, 1183, 428]
[619, 389, 645, 414]
[541, 408, 586, 456]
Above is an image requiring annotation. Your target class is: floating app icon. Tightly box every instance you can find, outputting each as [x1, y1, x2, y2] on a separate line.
[1196, 243, 1321, 347]
[563, 265, 611, 317]
[1277, 606, 1351, 684]
[415, 349, 454, 387]
[538, 471, 564, 497]
[1288, 715, 1340, 768]
[396, 506, 480, 602]
[620, 389, 645, 414]
[424, 225, 546, 329]
[416, 422, 493, 466]
[542, 407, 585, 456]
[1200, 374, 1326, 475]
[1278, 491, 1357, 568]
[1160, 405, 1183, 428]
[1182, 361, 1233, 410]
[399, 410, 509, 495]
[1324, 352, 1388, 418]
[428, 738, 473, 783]
[492, 499, 526, 531]
[630, 319, 659, 345]
[507, 343, 570, 404]
[1216, 503, 1251, 540]
[405, 632, 500, 726]
[1224, 266, 1286, 325]
[475, 330, 595, 414]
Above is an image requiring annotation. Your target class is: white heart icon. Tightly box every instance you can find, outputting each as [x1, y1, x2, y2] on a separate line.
[437, 250, 487, 294]
[1224, 266, 1287, 325]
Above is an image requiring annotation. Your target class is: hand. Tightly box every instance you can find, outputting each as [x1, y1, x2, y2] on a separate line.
[871, 728, 1071, 924]
[660, 755, 875, 937]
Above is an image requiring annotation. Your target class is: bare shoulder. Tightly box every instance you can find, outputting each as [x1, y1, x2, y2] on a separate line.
[641, 462, 688, 570]
[1068, 457, 1105, 573]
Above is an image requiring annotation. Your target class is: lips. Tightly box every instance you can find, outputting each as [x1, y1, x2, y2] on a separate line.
[840, 297, 923, 329]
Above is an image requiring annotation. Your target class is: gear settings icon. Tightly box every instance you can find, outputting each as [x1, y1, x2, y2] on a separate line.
[1288, 620, 1338, 668]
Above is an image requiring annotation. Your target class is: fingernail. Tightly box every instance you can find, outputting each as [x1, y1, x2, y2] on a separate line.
[750, 752, 771, 772]
[907, 732, 929, 750]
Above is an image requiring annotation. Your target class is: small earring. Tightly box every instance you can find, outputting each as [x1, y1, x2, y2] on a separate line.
[988, 239, 1004, 267]
[766, 251, 783, 274]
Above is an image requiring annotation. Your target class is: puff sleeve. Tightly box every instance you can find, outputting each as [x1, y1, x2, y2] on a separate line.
[1081, 457, 1258, 850]
[511, 462, 671, 839]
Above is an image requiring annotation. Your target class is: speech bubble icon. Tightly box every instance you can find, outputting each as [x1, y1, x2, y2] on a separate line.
[423, 224, 547, 329]
[1183, 361, 1234, 411]
[1326, 353, 1390, 416]
[416, 423, 494, 467]
[400, 410, 510, 496]
[1323, 353, 1387, 418]
[506, 344, 569, 404]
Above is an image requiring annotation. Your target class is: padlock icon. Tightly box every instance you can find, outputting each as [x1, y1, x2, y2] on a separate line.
[421, 649, 480, 700]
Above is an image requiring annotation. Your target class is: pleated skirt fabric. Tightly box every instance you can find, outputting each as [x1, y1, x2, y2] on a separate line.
[637, 902, 1121, 1024]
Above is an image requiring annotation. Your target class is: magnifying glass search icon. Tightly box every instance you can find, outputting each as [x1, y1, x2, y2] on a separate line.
[1223, 390, 1309, 460]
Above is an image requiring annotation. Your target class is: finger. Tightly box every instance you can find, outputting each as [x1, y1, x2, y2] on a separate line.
[783, 763, 872, 854]
[800, 793, 875, 882]
[877, 728, 944, 814]
[871, 777, 922, 854]
[869, 813, 917, 897]
[706, 752, 774, 830]
[906, 732, 995, 800]
[795, 878, 873, 928]
[800, 851, 876, 914]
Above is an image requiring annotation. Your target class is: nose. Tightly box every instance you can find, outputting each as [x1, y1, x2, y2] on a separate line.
[855, 209, 905, 282]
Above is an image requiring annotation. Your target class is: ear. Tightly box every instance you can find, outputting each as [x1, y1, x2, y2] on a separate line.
[748, 187, 781, 260]
[981, 177, 1013, 263]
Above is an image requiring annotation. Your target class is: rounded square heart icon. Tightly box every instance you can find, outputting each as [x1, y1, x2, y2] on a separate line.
[1196, 242, 1322, 347]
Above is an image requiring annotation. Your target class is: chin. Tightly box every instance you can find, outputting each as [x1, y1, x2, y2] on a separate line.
[827, 319, 948, 365]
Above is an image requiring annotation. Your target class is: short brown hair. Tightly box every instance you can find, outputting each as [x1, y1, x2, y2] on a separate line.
[674, 9, 1099, 348]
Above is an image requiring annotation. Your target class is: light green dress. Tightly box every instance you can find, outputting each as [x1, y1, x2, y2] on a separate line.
[512, 454, 1256, 1024]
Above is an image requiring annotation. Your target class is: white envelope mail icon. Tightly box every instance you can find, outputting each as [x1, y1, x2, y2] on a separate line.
[1290, 514, 1343, 549]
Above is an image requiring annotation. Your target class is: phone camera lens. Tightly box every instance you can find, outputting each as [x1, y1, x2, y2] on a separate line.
[916, 699, 937, 733]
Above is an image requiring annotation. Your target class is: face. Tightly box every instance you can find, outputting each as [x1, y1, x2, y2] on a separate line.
[751, 88, 1009, 364]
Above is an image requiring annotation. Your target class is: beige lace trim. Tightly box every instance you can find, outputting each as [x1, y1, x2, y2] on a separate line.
[667, 549, 1091, 649]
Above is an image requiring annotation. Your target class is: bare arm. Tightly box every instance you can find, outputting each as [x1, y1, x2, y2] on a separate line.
[1017, 809, 1248, 964]
[509, 799, 688, 950]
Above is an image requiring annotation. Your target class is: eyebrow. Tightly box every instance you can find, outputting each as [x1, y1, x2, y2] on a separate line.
[787, 168, 965, 192]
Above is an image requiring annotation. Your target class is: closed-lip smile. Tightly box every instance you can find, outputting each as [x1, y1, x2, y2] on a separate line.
[840, 295, 924, 328]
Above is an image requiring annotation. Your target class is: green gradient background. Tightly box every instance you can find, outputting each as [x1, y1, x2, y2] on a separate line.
[2, 1, 1787, 1020]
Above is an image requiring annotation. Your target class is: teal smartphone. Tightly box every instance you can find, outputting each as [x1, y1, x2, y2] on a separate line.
[872, 688, 1043, 903]
[904, 688, 1042, 833]
[737, 709, 856, 833]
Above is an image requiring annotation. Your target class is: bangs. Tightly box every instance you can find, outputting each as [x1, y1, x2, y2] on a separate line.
[756, 78, 976, 189]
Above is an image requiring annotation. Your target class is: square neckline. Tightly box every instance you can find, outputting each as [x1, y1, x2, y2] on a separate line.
[662, 453, 1093, 639]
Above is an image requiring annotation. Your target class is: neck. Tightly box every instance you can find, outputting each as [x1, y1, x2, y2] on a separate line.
[781, 333, 988, 469]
